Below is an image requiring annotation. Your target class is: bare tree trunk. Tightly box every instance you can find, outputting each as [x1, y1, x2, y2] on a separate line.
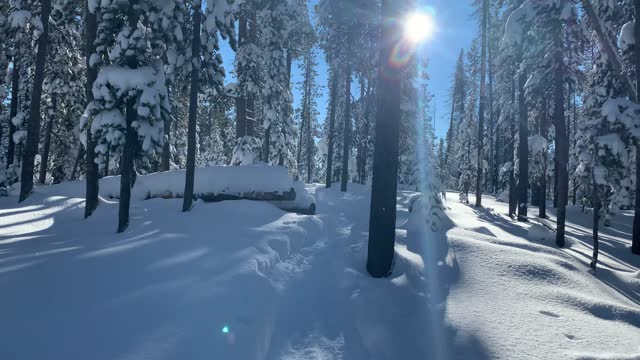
[38, 95, 56, 184]
[591, 176, 601, 271]
[85, 0, 99, 217]
[235, 15, 248, 140]
[160, 91, 171, 171]
[7, 62, 18, 168]
[517, 67, 528, 221]
[367, 0, 401, 278]
[475, 0, 488, 207]
[70, 145, 84, 180]
[341, 65, 352, 192]
[540, 98, 548, 218]
[19, 0, 52, 202]
[361, 80, 372, 184]
[117, 1, 138, 232]
[182, 0, 202, 212]
[488, 8, 497, 194]
[508, 76, 517, 217]
[553, 23, 568, 247]
[326, 70, 338, 188]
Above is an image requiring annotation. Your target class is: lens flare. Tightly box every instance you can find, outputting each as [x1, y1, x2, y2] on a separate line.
[221, 325, 230, 334]
[404, 11, 436, 43]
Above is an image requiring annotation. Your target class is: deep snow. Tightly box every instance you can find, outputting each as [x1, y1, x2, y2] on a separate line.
[0, 183, 639, 359]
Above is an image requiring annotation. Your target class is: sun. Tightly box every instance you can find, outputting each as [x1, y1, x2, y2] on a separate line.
[404, 12, 436, 43]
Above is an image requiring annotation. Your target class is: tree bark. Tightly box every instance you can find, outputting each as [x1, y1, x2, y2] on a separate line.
[476, 0, 488, 207]
[19, 0, 52, 202]
[367, 0, 401, 278]
[517, 68, 528, 221]
[38, 95, 56, 184]
[539, 98, 548, 219]
[488, 7, 497, 194]
[235, 15, 248, 140]
[7, 62, 18, 168]
[591, 177, 601, 271]
[70, 145, 85, 180]
[85, 0, 99, 217]
[326, 70, 338, 188]
[117, 1, 138, 232]
[553, 23, 568, 247]
[341, 65, 352, 192]
[508, 75, 517, 217]
[182, 0, 202, 212]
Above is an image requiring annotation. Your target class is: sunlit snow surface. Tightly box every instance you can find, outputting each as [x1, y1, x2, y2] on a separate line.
[0, 183, 638, 359]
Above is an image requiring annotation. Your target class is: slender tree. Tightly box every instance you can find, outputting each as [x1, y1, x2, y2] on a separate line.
[325, 69, 338, 188]
[182, 0, 203, 212]
[476, 0, 488, 207]
[367, 0, 401, 278]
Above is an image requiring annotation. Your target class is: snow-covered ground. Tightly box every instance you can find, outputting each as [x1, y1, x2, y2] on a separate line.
[0, 184, 639, 359]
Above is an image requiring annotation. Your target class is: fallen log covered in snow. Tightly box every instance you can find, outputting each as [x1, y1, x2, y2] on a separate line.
[99, 165, 296, 202]
[269, 181, 316, 215]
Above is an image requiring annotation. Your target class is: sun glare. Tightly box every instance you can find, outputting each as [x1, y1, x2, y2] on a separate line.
[404, 12, 435, 43]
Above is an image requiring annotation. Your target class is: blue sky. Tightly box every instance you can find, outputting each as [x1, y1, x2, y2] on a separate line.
[219, 1, 476, 140]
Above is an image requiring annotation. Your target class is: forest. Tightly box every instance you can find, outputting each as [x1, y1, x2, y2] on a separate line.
[0, 0, 639, 359]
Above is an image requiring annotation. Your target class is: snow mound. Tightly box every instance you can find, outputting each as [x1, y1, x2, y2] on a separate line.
[99, 165, 294, 201]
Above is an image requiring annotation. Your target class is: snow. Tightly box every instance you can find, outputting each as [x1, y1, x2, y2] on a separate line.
[1, 183, 638, 359]
[619, 21, 635, 51]
[99, 165, 294, 200]
[502, 1, 534, 45]
[8, 10, 31, 29]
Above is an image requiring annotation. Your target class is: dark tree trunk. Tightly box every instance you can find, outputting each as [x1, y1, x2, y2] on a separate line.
[357, 76, 365, 184]
[475, 0, 488, 207]
[367, 0, 401, 278]
[517, 68, 528, 221]
[540, 98, 548, 218]
[508, 76, 517, 217]
[235, 15, 248, 140]
[161, 91, 171, 171]
[246, 12, 257, 137]
[341, 66, 351, 192]
[38, 95, 56, 184]
[7, 62, 18, 168]
[85, 0, 99, 217]
[104, 146, 110, 176]
[591, 179, 600, 271]
[70, 145, 85, 180]
[361, 80, 372, 184]
[488, 8, 497, 194]
[632, 0, 640, 255]
[326, 70, 338, 188]
[182, 0, 202, 212]
[117, 1, 138, 232]
[19, 0, 52, 201]
[553, 24, 568, 247]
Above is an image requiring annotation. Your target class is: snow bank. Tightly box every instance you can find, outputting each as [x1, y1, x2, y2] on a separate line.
[99, 165, 295, 201]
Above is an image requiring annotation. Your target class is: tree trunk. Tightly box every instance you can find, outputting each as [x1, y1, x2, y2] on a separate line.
[326, 70, 338, 188]
[539, 98, 548, 218]
[38, 95, 56, 184]
[85, 0, 99, 217]
[361, 80, 372, 184]
[7, 62, 18, 168]
[475, 0, 488, 207]
[508, 76, 517, 217]
[517, 68, 528, 221]
[591, 178, 601, 271]
[182, 0, 202, 212]
[235, 15, 248, 140]
[488, 8, 497, 194]
[117, 1, 138, 232]
[367, 0, 401, 278]
[70, 145, 85, 180]
[632, 0, 640, 255]
[341, 66, 352, 192]
[19, 0, 52, 201]
[161, 91, 171, 171]
[554, 24, 568, 247]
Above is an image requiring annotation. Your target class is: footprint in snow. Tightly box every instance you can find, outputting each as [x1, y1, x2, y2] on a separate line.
[564, 333, 576, 340]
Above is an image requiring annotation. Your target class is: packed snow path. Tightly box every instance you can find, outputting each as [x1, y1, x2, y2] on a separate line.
[0, 183, 639, 359]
